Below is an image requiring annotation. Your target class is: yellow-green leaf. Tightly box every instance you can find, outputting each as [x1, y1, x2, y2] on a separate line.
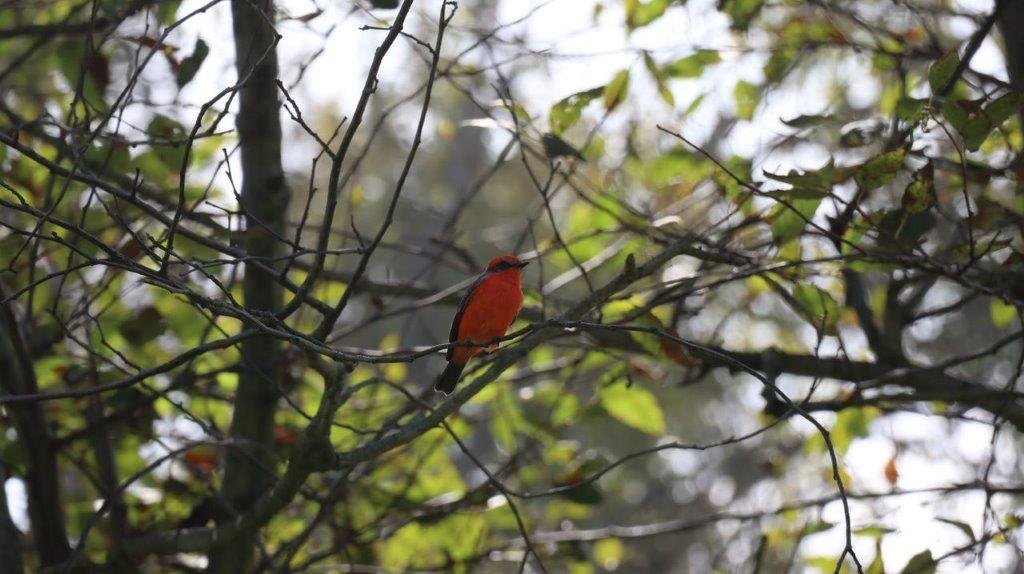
[855, 148, 906, 190]
[549, 86, 604, 134]
[662, 50, 720, 78]
[603, 69, 630, 111]
[901, 161, 935, 214]
[734, 80, 759, 120]
[600, 382, 665, 435]
[990, 299, 1017, 329]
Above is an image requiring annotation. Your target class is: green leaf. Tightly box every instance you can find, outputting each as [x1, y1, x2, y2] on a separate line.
[147, 115, 187, 170]
[984, 91, 1024, 128]
[763, 160, 840, 193]
[831, 408, 874, 453]
[940, 97, 971, 135]
[643, 52, 674, 105]
[770, 198, 821, 242]
[624, 0, 671, 30]
[901, 550, 935, 574]
[491, 385, 526, 450]
[645, 146, 707, 186]
[954, 92, 1024, 151]
[662, 50, 721, 78]
[792, 284, 839, 333]
[928, 50, 960, 93]
[734, 80, 759, 120]
[156, 1, 181, 24]
[804, 555, 842, 573]
[549, 87, 603, 134]
[901, 161, 935, 214]
[764, 47, 795, 83]
[782, 114, 832, 129]
[603, 69, 630, 111]
[896, 97, 928, 121]
[990, 299, 1018, 329]
[599, 382, 666, 435]
[721, 0, 763, 30]
[936, 517, 975, 542]
[99, 0, 126, 18]
[84, 140, 130, 172]
[803, 520, 835, 535]
[854, 148, 905, 190]
[176, 39, 209, 88]
[854, 525, 894, 539]
[56, 41, 109, 111]
[867, 543, 886, 574]
[878, 209, 935, 245]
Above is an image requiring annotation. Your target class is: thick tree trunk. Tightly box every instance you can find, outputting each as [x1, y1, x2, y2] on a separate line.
[207, 1, 289, 571]
[0, 284, 70, 568]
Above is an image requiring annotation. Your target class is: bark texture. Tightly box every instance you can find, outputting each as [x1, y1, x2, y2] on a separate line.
[0, 283, 70, 568]
[207, 1, 289, 571]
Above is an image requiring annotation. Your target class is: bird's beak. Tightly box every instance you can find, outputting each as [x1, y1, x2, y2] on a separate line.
[515, 261, 530, 268]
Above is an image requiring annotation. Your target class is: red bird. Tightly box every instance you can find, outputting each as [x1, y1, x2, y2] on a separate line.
[435, 254, 528, 394]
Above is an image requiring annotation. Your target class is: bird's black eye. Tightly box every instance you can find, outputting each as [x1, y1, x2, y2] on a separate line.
[490, 261, 508, 272]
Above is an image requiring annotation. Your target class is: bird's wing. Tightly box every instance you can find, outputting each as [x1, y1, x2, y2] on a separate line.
[447, 272, 486, 361]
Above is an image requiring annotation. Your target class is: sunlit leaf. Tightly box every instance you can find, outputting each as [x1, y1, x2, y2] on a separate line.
[603, 69, 631, 111]
[854, 148, 905, 190]
[645, 146, 707, 186]
[855, 525, 894, 539]
[831, 408, 875, 453]
[624, 0, 671, 29]
[769, 198, 821, 242]
[734, 80, 759, 120]
[662, 50, 720, 78]
[599, 381, 666, 435]
[643, 51, 674, 105]
[901, 161, 935, 214]
[792, 283, 840, 333]
[990, 299, 1018, 329]
[549, 87, 604, 134]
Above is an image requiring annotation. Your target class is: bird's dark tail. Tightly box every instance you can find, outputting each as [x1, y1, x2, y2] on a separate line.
[434, 362, 465, 394]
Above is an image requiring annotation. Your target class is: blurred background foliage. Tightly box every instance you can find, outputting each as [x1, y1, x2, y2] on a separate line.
[1, 0, 1023, 572]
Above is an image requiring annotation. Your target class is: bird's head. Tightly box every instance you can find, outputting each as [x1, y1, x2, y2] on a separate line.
[485, 254, 529, 278]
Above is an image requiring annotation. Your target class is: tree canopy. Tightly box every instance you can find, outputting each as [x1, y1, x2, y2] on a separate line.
[1, 0, 1023, 572]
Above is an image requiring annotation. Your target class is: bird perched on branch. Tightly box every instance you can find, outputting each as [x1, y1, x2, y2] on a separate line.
[435, 254, 528, 394]
[541, 132, 586, 163]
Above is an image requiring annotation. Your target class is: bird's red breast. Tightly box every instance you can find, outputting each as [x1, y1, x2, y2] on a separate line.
[448, 255, 526, 365]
